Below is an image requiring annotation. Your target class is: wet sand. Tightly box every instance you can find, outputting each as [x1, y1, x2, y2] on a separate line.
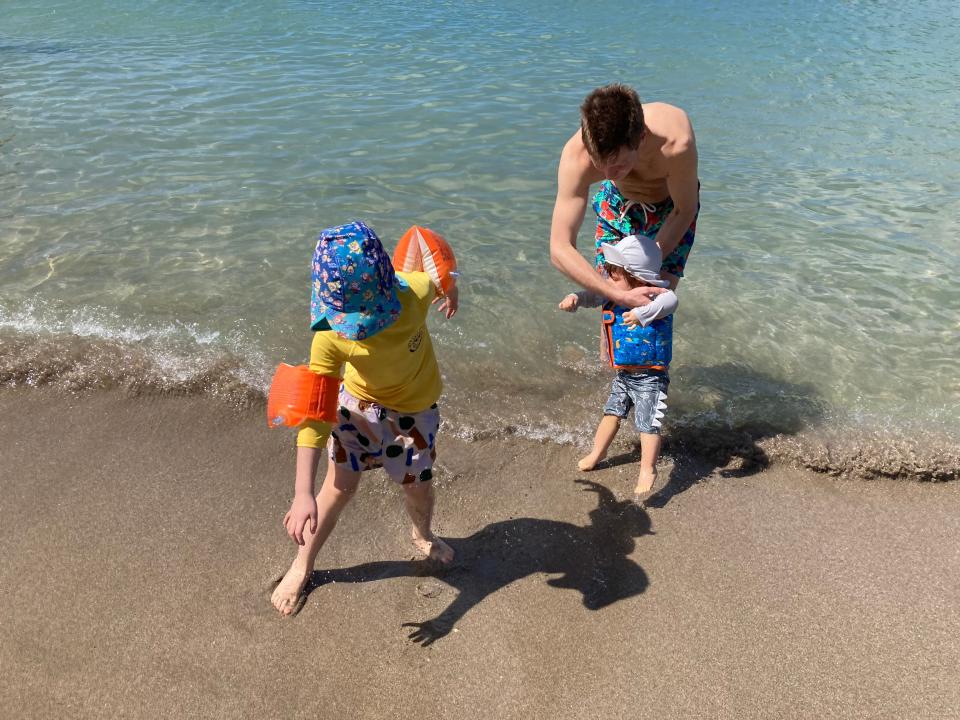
[1, 389, 958, 719]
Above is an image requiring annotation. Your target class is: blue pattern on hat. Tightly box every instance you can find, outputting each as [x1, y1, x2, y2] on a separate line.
[310, 221, 407, 340]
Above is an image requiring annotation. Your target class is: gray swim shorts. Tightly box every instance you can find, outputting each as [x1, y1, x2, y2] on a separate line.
[328, 386, 440, 484]
[602, 370, 670, 434]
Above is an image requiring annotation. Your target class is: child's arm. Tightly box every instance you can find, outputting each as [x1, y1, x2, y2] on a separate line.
[623, 290, 678, 327]
[284, 446, 324, 545]
[284, 334, 344, 544]
[431, 283, 459, 319]
[559, 289, 605, 312]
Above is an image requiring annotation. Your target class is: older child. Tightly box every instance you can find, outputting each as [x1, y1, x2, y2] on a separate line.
[272, 220, 458, 616]
[559, 234, 677, 502]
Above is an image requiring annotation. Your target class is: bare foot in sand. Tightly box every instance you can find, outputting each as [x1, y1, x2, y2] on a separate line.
[578, 451, 606, 472]
[634, 467, 657, 500]
[412, 532, 455, 565]
[271, 563, 310, 616]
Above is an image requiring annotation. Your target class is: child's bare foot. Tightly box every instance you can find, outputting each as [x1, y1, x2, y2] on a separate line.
[412, 532, 455, 565]
[271, 563, 310, 616]
[578, 451, 606, 472]
[634, 467, 658, 502]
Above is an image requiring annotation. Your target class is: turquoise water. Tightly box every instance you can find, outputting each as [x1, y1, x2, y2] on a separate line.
[2, 1, 958, 458]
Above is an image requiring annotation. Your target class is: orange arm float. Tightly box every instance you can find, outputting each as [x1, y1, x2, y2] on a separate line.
[266, 363, 340, 428]
[392, 225, 458, 296]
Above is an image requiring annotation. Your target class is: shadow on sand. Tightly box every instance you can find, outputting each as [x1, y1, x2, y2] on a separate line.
[591, 363, 826, 508]
[304, 480, 650, 645]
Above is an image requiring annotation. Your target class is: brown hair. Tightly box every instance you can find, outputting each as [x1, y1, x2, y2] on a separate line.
[580, 84, 645, 162]
[603, 262, 647, 287]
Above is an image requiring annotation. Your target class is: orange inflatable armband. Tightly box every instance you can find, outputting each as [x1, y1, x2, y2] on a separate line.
[266, 363, 340, 428]
[392, 225, 458, 296]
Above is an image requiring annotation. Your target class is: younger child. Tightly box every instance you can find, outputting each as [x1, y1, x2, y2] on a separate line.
[559, 234, 678, 501]
[272, 220, 458, 616]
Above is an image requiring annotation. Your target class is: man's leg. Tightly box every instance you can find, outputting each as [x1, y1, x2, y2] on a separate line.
[271, 460, 361, 616]
[578, 414, 621, 471]
[402, 481, 454, 565]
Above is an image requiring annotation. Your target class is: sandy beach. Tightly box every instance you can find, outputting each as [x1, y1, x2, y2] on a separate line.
[4, 2, 959, 717]
[1, 388, 958, 719]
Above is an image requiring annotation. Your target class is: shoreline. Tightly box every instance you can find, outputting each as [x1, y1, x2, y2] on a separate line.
[1, 327, 957, 483]
[2, 387, 958, 718]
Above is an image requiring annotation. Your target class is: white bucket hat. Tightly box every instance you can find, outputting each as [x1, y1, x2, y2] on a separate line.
[600, 235, 670, 287]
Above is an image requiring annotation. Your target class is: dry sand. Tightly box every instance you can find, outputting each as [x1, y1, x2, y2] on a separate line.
[1, 389, 958, 719]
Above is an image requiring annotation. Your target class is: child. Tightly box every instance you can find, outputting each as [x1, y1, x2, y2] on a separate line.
[272, 220, 458, 617]
[559, 234, 677, 502]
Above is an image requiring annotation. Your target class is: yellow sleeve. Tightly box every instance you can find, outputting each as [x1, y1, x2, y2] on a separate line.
[397, 270, 437, 316]
[295, 332, 346, 449]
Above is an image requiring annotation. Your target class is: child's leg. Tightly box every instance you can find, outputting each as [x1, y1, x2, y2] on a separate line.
[378, 402, 453, 564]
[578, 414, 622, 471]
[402, 481, 454, 565]
[625, 370, 668, 499]
[635, 431, 662, 497]
[271, 459, 361, 616]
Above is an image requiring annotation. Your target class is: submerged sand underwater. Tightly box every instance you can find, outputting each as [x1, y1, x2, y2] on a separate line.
[2, 389, 958, 719]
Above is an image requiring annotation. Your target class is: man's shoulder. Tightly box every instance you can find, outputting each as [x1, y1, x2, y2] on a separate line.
[645, 103, 695, 157]
[644, 101, 690, 123]
[559, 130, 603, 187]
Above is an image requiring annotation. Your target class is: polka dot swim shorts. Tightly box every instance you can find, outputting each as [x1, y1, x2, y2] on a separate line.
[328, 385, 440, 484]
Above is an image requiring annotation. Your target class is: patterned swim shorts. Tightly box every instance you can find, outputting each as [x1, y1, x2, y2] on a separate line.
[602, 369, 670, 435]
[593, 180, 699, 277]
[328, 386, 440, 484]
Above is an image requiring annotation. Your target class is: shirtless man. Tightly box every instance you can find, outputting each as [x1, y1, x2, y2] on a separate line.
[550, 84, 699, 495]
[549, 83, 699, 304]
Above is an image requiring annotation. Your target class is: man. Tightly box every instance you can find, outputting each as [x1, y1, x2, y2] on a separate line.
[549, 83, 699, 306]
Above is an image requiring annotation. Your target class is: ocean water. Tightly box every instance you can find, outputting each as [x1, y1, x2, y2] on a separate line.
[2, 1, 958, 475]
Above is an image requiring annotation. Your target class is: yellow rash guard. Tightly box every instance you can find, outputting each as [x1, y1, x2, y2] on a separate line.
[296, 271, 442, 449]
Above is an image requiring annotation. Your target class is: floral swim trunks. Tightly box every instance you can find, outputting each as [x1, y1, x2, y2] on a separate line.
[593, 180, 699, 276]
[328, 386, 440, 484]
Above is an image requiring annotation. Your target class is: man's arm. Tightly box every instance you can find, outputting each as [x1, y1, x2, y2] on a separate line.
[549, 138, 664, 306]
[655, 135, 699, 289]
[549, 144, 613, 298]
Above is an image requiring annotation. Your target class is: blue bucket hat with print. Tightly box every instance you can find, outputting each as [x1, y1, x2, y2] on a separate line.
[310, 221, 407, 340]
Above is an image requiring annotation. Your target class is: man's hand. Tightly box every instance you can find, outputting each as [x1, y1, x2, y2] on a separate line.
[283, 492, 318, 546]
[432, 284, 459, 319]
[558, 293, 579, 312]
[618, 284, 667, 308]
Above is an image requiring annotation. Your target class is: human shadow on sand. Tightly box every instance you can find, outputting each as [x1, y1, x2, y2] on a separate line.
[616, 363, 826, 508]
[304, 480, 650, 646]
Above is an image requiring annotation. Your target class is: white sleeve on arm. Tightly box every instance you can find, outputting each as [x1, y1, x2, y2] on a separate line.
[630, 290, 678, 327]
[574, 289, 606, 308]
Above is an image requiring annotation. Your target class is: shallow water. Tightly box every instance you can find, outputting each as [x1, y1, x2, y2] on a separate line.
[2, 1, 958, 470]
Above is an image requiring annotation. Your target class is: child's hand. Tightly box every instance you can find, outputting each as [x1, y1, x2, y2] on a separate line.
[283, 492, 318, 546]
[559, 293, 579, 312]
[623, 309, 640, 327]
[432, 284, 459, 319]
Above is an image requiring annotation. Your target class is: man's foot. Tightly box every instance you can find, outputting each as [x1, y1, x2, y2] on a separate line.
[271, 564, 310, 616]
[578, 450, 606, 472]
[411, 532, 455, 565]
[633, 467, 658, 502]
